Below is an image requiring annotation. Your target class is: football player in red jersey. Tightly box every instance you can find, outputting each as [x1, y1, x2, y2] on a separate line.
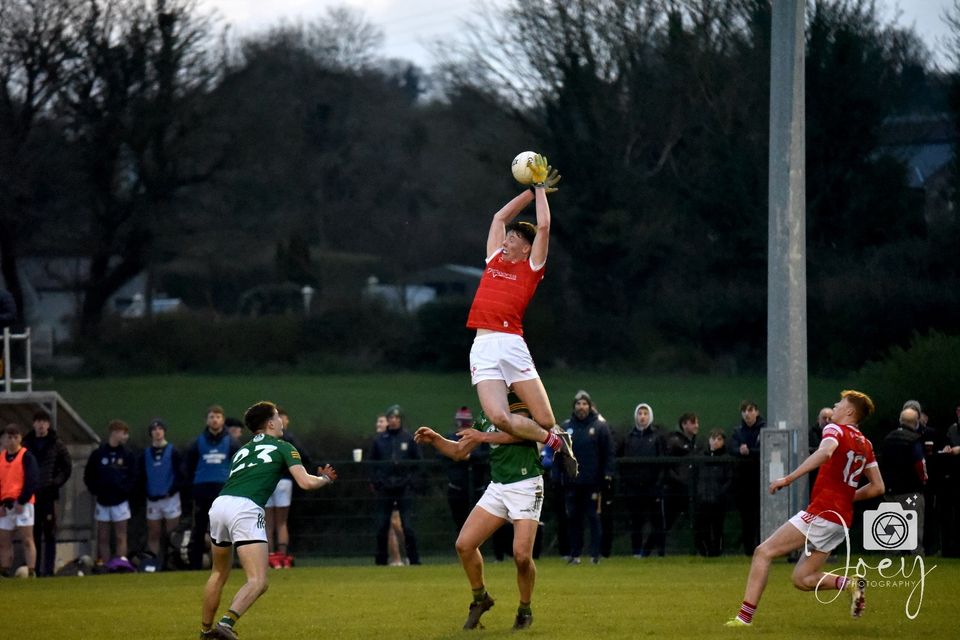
[727, 390, 885, 627]
[464, 154, 578, 478]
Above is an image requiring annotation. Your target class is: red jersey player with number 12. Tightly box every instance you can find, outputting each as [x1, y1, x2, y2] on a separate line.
[465, 153, 577, 478]
[727, 390, 885, 628]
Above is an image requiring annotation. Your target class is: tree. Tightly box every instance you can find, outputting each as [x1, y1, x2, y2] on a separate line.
[0, 0, 83, 323]
[56, 0, 221, 336]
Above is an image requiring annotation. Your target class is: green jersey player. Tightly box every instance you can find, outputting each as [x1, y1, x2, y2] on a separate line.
[415, 392, 543, 631]
[200, 401, 336, 640]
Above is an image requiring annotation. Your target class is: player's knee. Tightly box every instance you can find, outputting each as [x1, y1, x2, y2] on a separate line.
[791, 573, 813, 591]
[454, 536, 475, 558]
[487, 409, 512, 431]
[513, 549, 533, 570]
[250, 576, 269, 596]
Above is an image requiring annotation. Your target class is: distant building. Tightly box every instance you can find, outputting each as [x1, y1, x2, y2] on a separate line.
[0, 257, 182, 345]
[363, 263, 483, 313]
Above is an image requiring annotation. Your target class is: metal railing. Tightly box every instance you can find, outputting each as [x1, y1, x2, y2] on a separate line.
[2, 326, 32, 392]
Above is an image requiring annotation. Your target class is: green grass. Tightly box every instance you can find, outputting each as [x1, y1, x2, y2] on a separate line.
[37, 372, 845, 452]
[4, 555, 954, 639]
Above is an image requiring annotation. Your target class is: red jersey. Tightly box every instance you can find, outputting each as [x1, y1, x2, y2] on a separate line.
[466, 252, 544, 336]
[805, 423, 877, 526]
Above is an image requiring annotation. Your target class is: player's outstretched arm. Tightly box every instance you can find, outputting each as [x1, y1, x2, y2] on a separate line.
[289, 463, 336, 491]
[414, 426, 477, 461]
[486, 190, 535, 257]
[528, 154, 558, 269]
[854, 465, 885, 502]
[457, 428, 523, 446]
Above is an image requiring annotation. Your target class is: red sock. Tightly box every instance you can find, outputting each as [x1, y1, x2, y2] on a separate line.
[835, 576, 850, 591]
[736, 601, 756, 624]
[543, 432, 562, 451]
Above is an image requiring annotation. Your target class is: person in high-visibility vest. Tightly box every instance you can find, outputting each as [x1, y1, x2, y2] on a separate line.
[0, 423, 39, 577]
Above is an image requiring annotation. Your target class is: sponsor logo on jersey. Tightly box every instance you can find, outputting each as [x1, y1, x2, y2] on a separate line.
[488, 268, 518, 281]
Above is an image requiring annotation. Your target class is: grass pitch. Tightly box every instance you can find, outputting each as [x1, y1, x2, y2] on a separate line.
[5, 555, 953, 639]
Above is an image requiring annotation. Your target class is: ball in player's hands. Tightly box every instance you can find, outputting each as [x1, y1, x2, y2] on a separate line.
[511, 151, 538, 185]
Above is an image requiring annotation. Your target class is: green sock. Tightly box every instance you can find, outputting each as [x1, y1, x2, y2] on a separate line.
[219, 609, 240, 628]
[472, 586, 487, 603]
[518, 602, 532, 616]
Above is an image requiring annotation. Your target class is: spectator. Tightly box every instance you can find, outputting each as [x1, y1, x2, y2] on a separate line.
[184, 405, 239, 570]
[83, 420, 137, 571]
[903, 399, 942, 555]
[619, 402, 665, 558]
[265, 407, 312, 569]
[540, 445, 570, 559]
[371, 413, 407, 566]
[941, 403, 960, 557]
[807, 407, 833, 497]
[225, 417, 244, 445]
[22, 409, 71, 577]
[140, 418, 184, 571]
[368, 404, 421, 565]
[663, 412, 699, 552]
[0, 423, 39, 577]
[730, 400, 766, 555]
[562, 390, 614, 564]
[880, 407, 926, 554]
[695, 429, 732, 557]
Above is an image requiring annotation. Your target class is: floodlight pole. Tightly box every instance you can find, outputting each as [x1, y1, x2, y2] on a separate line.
[762, 0, 808, 540]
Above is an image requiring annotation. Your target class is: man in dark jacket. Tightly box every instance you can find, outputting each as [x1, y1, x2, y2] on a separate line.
[23, 410, 72, 577]
[619, 402, 665, 557]
[730, 400, 766, 555]
[183, 405, 239, 570]
[695, 429, 732, 557]
[562, 390, 614, 564]
[663, 412, 699, 552]
[368, 404, 422, 565]
[83, 420, 137, 569]
[881, 407, 927, 554]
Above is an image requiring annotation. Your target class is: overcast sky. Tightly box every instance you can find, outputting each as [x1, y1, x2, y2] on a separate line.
[201, 0, 957, 69]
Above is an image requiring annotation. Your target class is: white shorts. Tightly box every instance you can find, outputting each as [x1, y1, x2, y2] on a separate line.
[476, 476, 544, 522]
[208, 495, 266, 546]
[789, 510, 847, 553]
[95, 501, 131, 523]
[146, 493, 182, 521]
[0, 503, 34, 530]
[469, 332, 539, 386]
[265, 478, 293, 508]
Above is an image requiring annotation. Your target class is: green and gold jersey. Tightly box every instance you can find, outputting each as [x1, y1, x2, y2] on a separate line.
[220, 433, 303, 508]
[475, 412, 543, 485]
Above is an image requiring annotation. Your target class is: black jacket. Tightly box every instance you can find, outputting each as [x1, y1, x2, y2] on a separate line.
[696, 446, 733, 505]
[618, 425, 664, 496]
[0, 288, 16, 326]
[664, 428, 697, 488]
[881, 427, 925, 494]
[22, 429, 72, 502]
[84, 443, 137, 506]
[367, 427, 421, 491]
[563, 411, 615, 488]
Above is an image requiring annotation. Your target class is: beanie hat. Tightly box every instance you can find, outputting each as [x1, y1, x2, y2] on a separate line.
[385, 404, 403, 418]
[147, 418, 167, 433]
[573, 389, 593, 408]
[454, 406, 473, 425]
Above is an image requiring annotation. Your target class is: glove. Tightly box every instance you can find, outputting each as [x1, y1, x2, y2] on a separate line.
[528, 154, 561, 192]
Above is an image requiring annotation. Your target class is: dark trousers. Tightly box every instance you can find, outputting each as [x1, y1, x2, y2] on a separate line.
[566, 486, 602, 560]
[447, 486, 471, 533]
[546, 481, 569, 557]
[600, 487, 614, 557]
[33, 498, 58, 576]
[694, 501, 726, 557]
[737, 500, 760, 556]
[189, 483, 222, 570]
[375, 489, 419, 565]
[628, 494, 665, 556]
[662, 490, 689, 555]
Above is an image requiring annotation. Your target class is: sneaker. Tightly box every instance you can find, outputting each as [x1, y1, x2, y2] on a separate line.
[591, 557, 600, 565]
[551, 427, 579, 478]
[282, 553, 294, 569]
[851, 578, 866, 618]
[199, 630, 217, 639]
[567, 557, 581, 565]
[213, 622, 239, 640]
[268, 552, 283, 570]
[512, 612, 533, 631]
[463, 593, 495, 630]
[724, 617, 751, 627]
